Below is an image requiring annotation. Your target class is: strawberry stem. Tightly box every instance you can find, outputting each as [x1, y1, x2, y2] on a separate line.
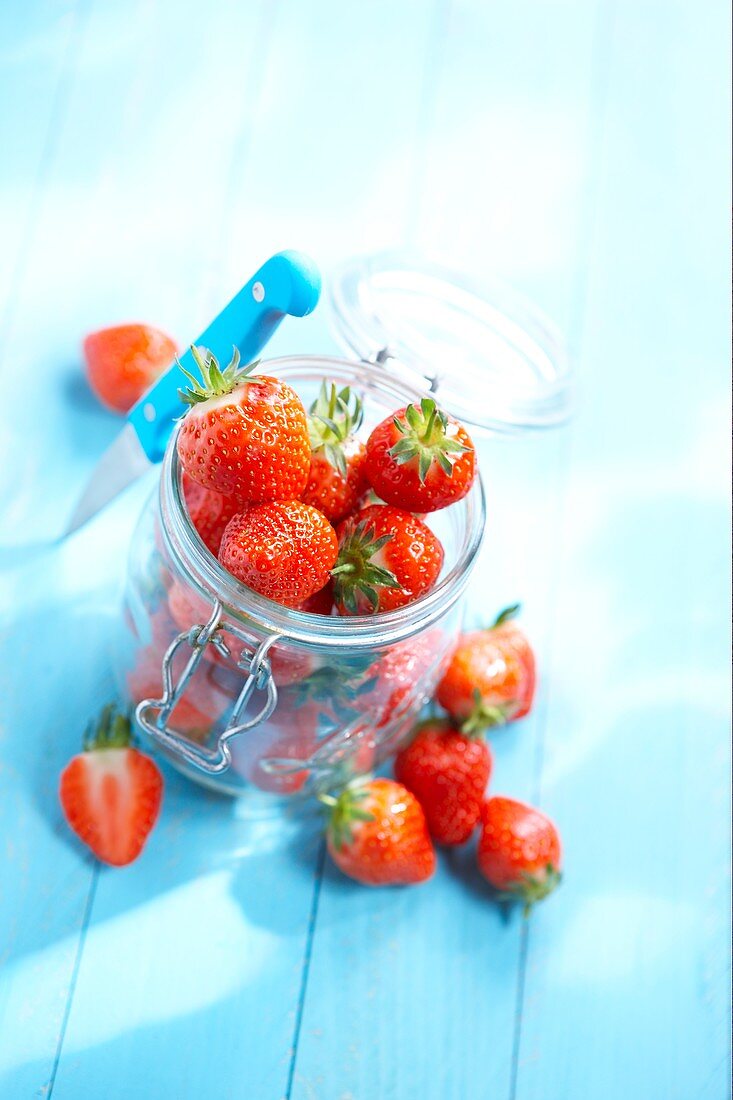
[388, 399, 471, 484]
[83, 704, 135, 752]
[177, 344, 259, 406]
[323, 783, 375, 851]
[491, 603, 521, 629]
[307, 382, 364, 477]
[331, 519, 400, 613]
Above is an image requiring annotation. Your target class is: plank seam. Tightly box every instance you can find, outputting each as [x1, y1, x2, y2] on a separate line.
[46, 863, 100, 1098]
[284, 839, 326, 1100]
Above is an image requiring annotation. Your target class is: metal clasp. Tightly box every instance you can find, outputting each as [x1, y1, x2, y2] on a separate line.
[134, 599, 280, 775]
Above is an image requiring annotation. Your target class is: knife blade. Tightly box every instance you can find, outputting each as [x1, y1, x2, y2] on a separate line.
[65, 250, 321, 536]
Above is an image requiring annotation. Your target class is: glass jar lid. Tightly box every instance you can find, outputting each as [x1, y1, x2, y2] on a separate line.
[329, 251, 574, 434]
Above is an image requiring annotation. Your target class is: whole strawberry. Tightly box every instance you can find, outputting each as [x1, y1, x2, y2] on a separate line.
[394, 718, 493, 845]
[59, 706, 163, 866]
[176, 345, 310, 504]
[84, 323, 178, 414]
[182, 471, 240, 556]
[478, 796, 562, 913]
[365, 398, 476, 513]
[436, 604, 536, 732]
[301, 382, 369, 523]
[332, 504, 444, 614]
[324, 778, 436, 886]
[218, 500, 338, 606]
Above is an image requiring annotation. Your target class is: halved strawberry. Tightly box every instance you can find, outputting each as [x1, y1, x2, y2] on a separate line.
[301, 382, 369, 523]
[323, 777, 436, 886]
[364, 398, 476, 513]
[176, 346, 310, 504]
[59, 706, 163, 866]
[219, 501, 338, 606]
[394, 717, 493, 846]
[332, 504, 444, 614]
[436, 604, 536, 731]
[83, 324, 178, 414]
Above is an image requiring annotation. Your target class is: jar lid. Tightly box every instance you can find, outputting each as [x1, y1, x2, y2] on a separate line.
[329, 251, 574, 434]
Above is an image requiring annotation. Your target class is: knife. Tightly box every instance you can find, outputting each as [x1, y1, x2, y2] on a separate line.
[66, 250, 321, 534]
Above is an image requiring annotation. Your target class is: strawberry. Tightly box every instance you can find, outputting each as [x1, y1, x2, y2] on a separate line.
[182, 471, 241, 556]
[364, 398, 476, 513]
[323, 778, 436, 886]
[218, 501, 338, 606]
[298, 581, 334, 616]
[59, 706, 163, 866]
[83, 323, 178, 414]
[358, 629, 446, 731]
[301, 382, 369, 523]
[127, 640, 230, 740]
[332, 504, 444, 614]
[477, 797, 562, 913]
[436, 605, 536, 732]
[394, 718, 493, 845]
[176, 346, 310, 504]
[231, 701, 321, 794]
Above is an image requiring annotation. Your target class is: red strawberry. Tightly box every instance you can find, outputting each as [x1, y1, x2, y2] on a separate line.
[182, 471, 241, 556]
[301, 383, 369, 523]
[359, 629, 446, 731]
[298, 581, 334, 616]
[127, 641, 230, 741]
[324, 778, 436, 886]
[332, 504, 444, 614]
[218, 501, 338, 606]
[83, 324, 178, 414]
[176, 346, 310, 504]
[59, 706, 163, 866]
[478, 797, 562, 913]
[365, 398, 476, 513]
[394, 718, 493, 845]
[231, 701, 320, 794]
[436, 605, 536, 732]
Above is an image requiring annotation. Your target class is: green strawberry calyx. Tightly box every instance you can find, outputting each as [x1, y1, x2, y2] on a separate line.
[497, 863, 563, 917]
[83, 704, 135, 752]
[490, 603, 521, 629]
[320, 784, 375, 851]
[177, 344, 260, 406]
[307, 382, 364, 477]
[388, 398, 471, 484]
[331, 520, 400, 613]
[460, 690, 514, 736]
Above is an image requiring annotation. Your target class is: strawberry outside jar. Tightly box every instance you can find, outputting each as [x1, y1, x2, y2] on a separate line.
[116, 253, 572, 805]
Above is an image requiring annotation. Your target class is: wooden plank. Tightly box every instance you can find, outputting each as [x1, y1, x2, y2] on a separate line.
[514, 1, 732, 1097]
[38, 1, 328, 1097]
[0, 485, 147, 1098]
[0, 0, 89, 327]
[0, 0, 323, 1096]
[290, 3, 602, 1096]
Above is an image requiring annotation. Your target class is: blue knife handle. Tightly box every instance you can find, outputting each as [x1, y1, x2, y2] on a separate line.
[128, 250, 321, 463]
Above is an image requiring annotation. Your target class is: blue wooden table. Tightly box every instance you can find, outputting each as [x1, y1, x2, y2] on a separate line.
[1, 2, 730, 1097]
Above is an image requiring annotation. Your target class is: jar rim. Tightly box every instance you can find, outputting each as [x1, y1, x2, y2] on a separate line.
[159, 354, 486, 651]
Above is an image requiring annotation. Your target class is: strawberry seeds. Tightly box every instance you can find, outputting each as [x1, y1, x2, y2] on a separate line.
[176, 344, 477, 617]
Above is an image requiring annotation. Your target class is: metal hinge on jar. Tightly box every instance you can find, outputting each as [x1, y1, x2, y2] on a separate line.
[134, 599, 279, 774]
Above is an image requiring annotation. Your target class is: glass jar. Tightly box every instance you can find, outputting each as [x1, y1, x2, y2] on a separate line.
[116, 253, 572, 805]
